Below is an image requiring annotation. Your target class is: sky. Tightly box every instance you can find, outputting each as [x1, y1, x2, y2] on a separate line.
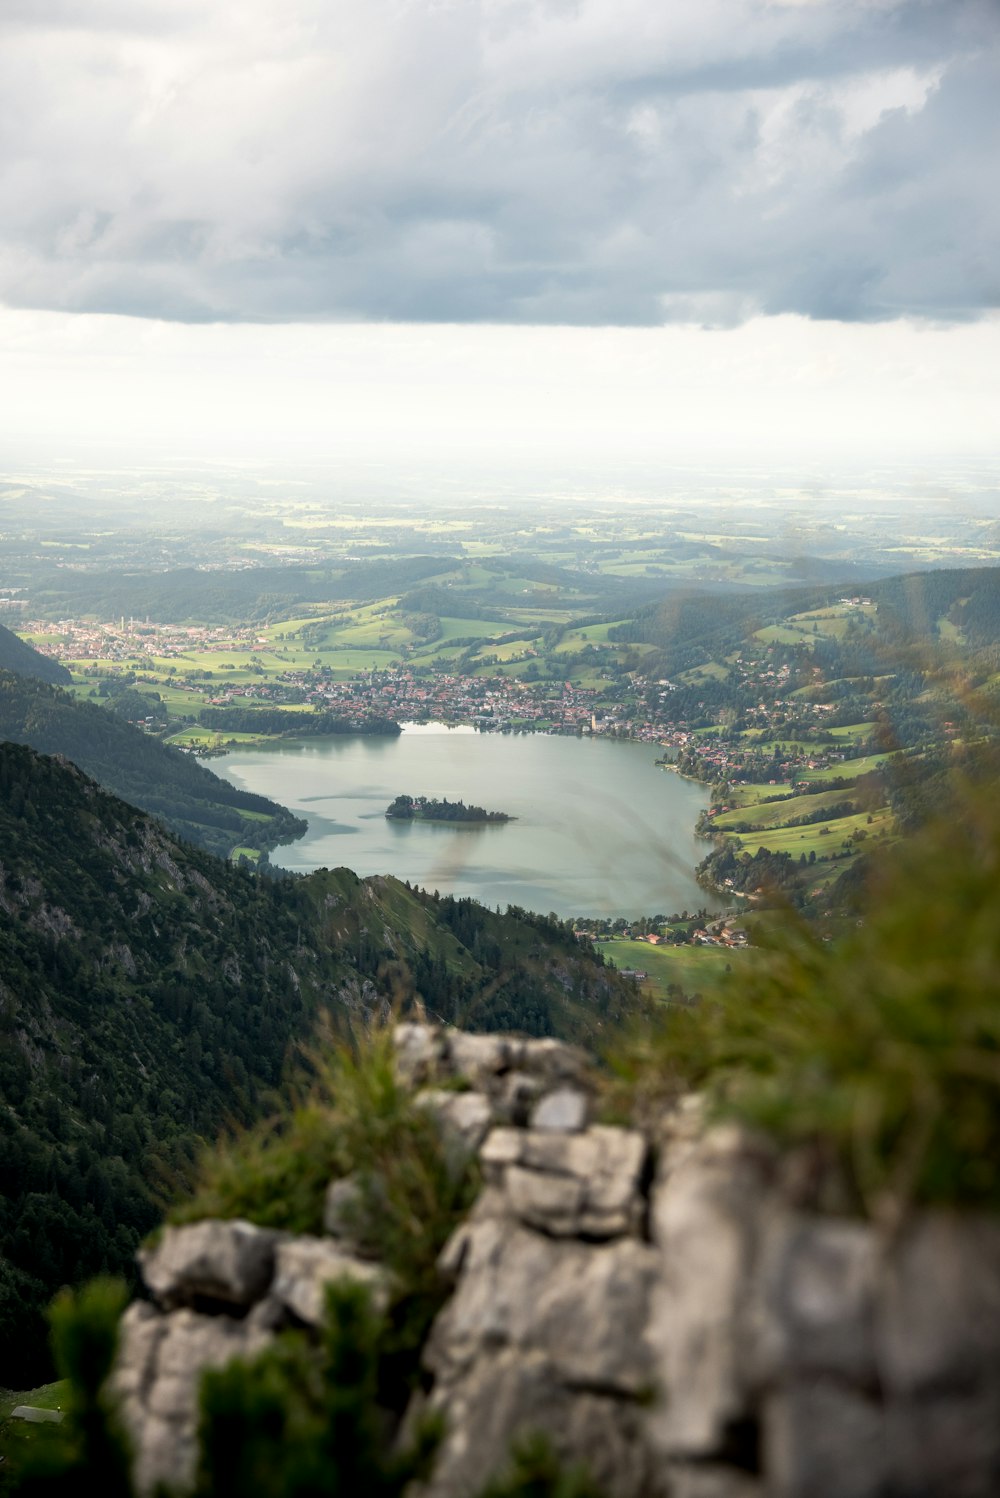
[0, 0, 997, 475]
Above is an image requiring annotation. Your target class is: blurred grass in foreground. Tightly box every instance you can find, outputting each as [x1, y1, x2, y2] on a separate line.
[606, 758, 1000, 1221]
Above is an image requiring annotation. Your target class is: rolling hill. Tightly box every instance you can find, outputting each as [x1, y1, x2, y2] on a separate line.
[0, 623, 71, 685]
[0, 669, 305, 859]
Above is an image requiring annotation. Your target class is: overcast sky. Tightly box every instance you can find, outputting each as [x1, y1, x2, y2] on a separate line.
[1, 0, 997, 474]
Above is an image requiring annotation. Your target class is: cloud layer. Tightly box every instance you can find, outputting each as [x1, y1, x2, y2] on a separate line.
[1, 0, 997, 326]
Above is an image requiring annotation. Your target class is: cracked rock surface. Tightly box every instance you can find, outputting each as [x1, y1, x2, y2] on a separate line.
[112, 1024, 1000, 1498]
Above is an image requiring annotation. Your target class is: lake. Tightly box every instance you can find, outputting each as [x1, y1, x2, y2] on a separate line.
[217, 725, 716, 919]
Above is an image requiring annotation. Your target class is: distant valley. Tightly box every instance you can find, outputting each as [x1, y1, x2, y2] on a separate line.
[3, 491, 1000, 1381]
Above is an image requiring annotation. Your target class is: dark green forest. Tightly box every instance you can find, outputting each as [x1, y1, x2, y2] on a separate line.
[611, 566, 1000, 680]
[22, 558, 460, 625]
[385, 795, 512, 823]
[0, 671, 305, 858]
[0, 741, 635, 1381]
[0, 625, 71, 687]
[198, 707, 401, 737]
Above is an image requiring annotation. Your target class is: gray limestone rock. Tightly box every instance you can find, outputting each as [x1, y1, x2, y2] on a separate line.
[883, 1388, 1000, 1498]
[644, 1124, 774, 1459]
[495, 1069, 544, 1125]
[394, 1022, 447, 1088]
[877, 1213, 1000, 1397]
[505, 1163, 584, 1234]
[518, 1037, 590, 1085]
[138, 1219, 279, 1310]
[112, 1303, 272, 1496]
[416, 1088, 494, 1155]
[421, 1348, 665, 1498]
[754, 1214, 878, 1386]
[666, 1466, 763, 1498]
[271, 1237, 389, 1327]
[764, 1383, 887, 1498]
[103, 1027, 1000, 1498]
[530, 1086, 589, 1133]
[445, 1031, 519, 1086]
[426, 1216, 657, 1395]
[480, 1124, 647, 1238]
[480, 1126, 523, 1176]
[323, 1173, 364, 1242]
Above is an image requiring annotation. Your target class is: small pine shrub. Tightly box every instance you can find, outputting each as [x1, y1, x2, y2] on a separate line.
[171, 1100, 351, 1235]
[193, 1281, 441, 1498]
[9, 1278, 132, 1496]
[476, 1434, 605, 1498]
[172, 1021, 479, 1400]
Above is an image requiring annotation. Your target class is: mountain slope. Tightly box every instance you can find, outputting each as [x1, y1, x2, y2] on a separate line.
[0, 622, 71, 685]
[0, 742, 634, 1381]
[0, 668, 305, 858]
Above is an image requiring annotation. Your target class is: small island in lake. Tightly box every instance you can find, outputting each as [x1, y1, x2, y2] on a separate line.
[385, 794, 514, 824]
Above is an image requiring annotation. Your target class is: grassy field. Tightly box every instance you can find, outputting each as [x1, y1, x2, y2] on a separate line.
[600, 938, 749, 999]
[753, 604, 877, 649]
[795, 752, 895, 783]
[678, 660, 730, 683]
[711, 785, 869, 831]
[754, 624, 817, 647]
[0, 1383, 67, 1420]
[828, 722, 875, 742]
[730, 806, 894, 859]
[553, 620, 626, 647]
[1, 1380, 69, 1482]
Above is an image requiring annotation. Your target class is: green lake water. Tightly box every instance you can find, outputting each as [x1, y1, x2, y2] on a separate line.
[218, 725, 716, 919]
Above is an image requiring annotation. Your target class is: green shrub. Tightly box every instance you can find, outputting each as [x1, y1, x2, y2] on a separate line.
[194, 1281, 440, 1498]
[476, 1434, 605, 1498]
[8, 1278, 132, 1496]
[607, 788, 1000, 1219]
[171, 1099, 351, 1236]
[172, 1021, 479, 1397]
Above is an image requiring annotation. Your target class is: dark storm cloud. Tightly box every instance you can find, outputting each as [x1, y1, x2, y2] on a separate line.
[0, 0, 996, 326]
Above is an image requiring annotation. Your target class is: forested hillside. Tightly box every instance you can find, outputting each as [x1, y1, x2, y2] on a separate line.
[0, 742, 634, 1380]
[24, 557, 458, 625]
[614, 566, 1000, 677]
[0, 670, 305, 858]
[0, 624, 71, 686]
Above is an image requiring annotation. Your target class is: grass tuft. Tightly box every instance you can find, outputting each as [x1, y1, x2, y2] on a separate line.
[170, 1020, 480, 1395]
[605, 784, 1000, 1221]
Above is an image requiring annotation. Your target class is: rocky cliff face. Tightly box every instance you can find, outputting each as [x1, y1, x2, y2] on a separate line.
[113, 1024, 1000, 1498]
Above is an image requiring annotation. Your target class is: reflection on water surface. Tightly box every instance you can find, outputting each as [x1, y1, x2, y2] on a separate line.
[218, 725, 716, 919]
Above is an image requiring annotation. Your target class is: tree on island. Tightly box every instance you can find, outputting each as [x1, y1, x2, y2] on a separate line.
[385, 794, 513, 824]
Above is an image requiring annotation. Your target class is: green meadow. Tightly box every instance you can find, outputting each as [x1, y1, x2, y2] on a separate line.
[601, 938, 750, 999]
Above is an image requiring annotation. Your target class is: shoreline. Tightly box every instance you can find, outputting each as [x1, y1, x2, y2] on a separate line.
[217, 725, 717, 920]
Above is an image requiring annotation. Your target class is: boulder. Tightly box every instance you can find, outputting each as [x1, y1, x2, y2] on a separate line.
[882, 1389, 1000, 1498]
[323, 1173, 365, 1243]
[877, 1213, 1000, 1397]
[420, 1348, 666, 1498]
[394, 1022, 447, 1088]
[530, 1085, 589, 1133]
[763, 1383, 887, 1498]
[416, 1088, 494, 1156]
[445, 1031, 517, 1086]
[644, 1125, 774, 1458]
[427, 1217, 658, 1396]
[137, 1219, 279, 1310]
[271, 1237, 389, 1327]
[754, 1214, 878, 1386]
[480, 1124, 647, 1238]
[422, 1215, 661, 1498]
[112, 1302, 272, 1497]
[665, 1466, 763, 1498]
